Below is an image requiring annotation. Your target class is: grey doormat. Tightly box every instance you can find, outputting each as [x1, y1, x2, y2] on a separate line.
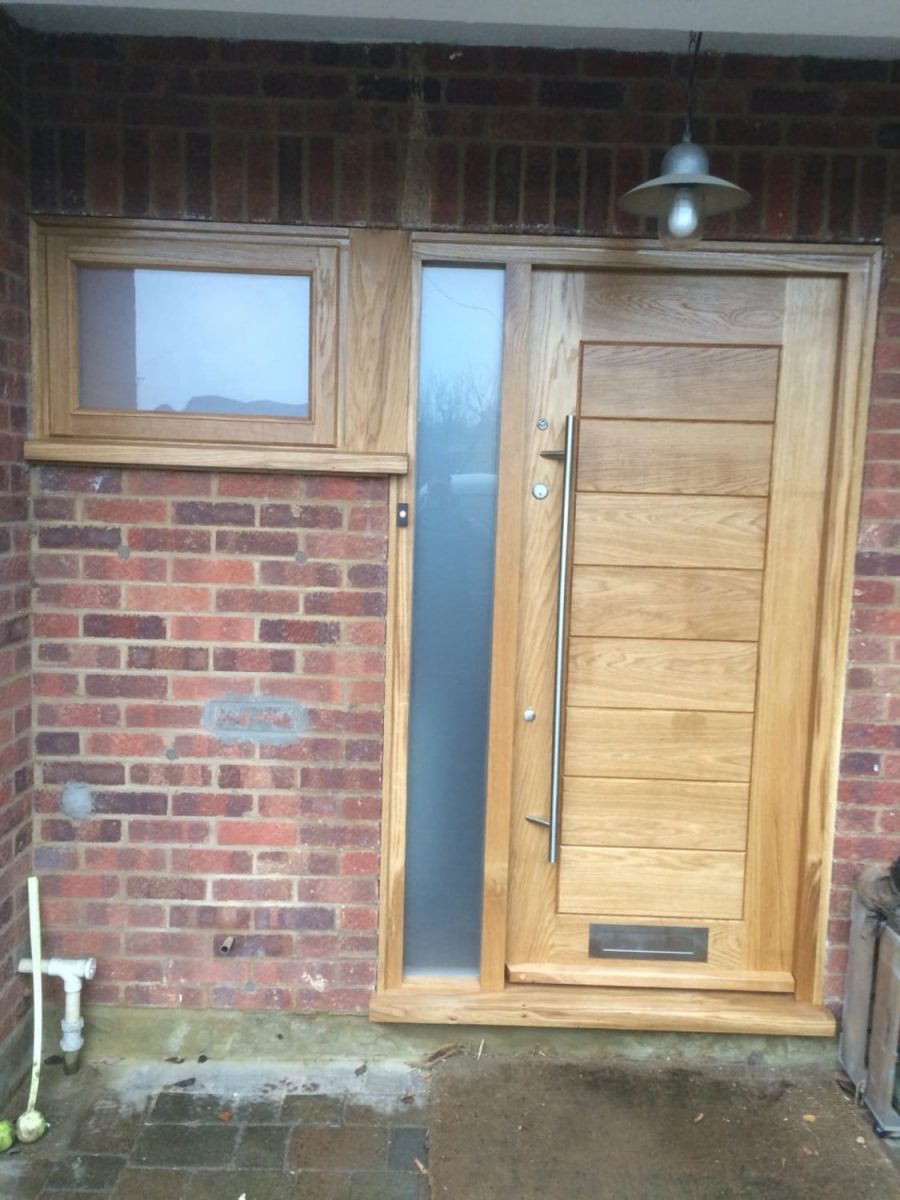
[427, 1056, 900, 1199]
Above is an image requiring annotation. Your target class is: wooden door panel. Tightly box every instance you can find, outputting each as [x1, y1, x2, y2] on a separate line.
[580, 344, 779, 422]
[569, 565, 763, 640]
[577, 420, 773, 496]
[574, 494, 768, 569]
[568, 637, 758, 711]
[565, 709, 754, 781]
[558, 847, 745, 919]
[503, 265, 853, 999]
[581, 272, 785, 344]
[561, 777, 749, 850]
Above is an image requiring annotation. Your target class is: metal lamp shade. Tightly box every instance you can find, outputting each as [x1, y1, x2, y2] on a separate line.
[619, 140, 751, 219]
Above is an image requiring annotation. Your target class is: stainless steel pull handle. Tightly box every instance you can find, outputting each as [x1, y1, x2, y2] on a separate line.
[549, 413, 576, 864]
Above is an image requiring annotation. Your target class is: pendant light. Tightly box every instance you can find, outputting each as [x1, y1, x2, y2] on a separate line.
[618, 31, 750, 248]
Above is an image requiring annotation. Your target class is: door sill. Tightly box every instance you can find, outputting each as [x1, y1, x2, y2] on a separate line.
[507, 963, 795, 993]
[369, 983, 835, 1037]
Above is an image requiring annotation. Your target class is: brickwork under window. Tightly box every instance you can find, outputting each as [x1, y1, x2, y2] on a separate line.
[8, 24, 900, 1015]
[31, 468, 386, 1010]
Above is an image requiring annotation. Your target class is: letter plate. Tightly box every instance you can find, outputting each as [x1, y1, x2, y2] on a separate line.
[588, 923, 708, 962]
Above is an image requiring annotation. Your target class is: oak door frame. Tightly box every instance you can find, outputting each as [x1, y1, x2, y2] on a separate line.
[376, 234, 882, 1017]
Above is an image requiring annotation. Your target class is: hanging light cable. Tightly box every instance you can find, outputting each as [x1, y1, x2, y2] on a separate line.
[618, 30, 750, 248]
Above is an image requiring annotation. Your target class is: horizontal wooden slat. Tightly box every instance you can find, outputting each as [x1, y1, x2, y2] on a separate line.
[370, 985, 836, 1037]
[578, 420, 773, 496]
[580, 344, 779, 422]
[568, 637, 758, 712]
[569, 565, 762, 640]
[561, 777, 749, 850]
[558, 846, 745, 918]
[507, 963, 794, 993]
[571, 566, 763, 643]
[574, 494, 768, 569]
[565, 708, 754, 781]
[582, 273, 785, 345]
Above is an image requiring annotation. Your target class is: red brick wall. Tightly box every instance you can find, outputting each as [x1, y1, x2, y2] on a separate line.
[0, 10, 32, 1050]
[31, 468, 386, 1010]
[828, 215, 900, 1002]
[16, 26, 900, 1014]
[23, 36, 896, 240]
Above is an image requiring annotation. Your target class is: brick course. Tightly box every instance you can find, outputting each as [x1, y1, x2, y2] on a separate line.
[0, 9, 31, 1050]
[9, 21, 900, 1015]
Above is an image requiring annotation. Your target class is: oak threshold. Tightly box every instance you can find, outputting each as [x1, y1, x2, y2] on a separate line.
[369, 983, 835, 1037]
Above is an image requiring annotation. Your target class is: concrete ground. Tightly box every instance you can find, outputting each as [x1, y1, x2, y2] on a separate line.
[1, 1010, 899, 1199]
[428, 1056, 900, 1199]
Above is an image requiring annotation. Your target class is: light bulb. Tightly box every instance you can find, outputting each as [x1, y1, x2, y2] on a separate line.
[659, 186, 706, 249]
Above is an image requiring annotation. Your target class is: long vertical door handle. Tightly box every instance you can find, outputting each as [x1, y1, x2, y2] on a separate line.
[549, 413, 576, 864]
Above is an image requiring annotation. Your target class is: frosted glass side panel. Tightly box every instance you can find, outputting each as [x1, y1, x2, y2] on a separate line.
[403, 265, 505, 975]
[77, 267, 311, 418]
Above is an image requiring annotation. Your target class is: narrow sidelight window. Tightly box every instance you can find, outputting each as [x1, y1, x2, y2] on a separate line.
[403, 265, 505, 975]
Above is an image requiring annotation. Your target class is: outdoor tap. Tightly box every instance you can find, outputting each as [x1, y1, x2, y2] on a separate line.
[18, 956, 97, 1074]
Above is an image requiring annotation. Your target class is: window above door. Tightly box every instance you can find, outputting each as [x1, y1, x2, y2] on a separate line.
[26, 218, 410, 475]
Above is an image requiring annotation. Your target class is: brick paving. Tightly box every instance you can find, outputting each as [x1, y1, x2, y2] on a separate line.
[0, 1060, 429, 1200]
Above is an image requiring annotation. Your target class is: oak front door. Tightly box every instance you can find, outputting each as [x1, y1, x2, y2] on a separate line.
[505, 266, 843, 993]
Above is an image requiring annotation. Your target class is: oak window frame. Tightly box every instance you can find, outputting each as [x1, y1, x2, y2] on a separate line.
[27, 217, 360, 472]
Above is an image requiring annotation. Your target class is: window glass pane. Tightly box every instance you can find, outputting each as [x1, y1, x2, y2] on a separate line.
[403, 265, 505, 975]
[77, 267, 310, 418]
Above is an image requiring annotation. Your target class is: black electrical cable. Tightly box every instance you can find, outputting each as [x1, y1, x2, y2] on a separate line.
[684, 30, 703, 142]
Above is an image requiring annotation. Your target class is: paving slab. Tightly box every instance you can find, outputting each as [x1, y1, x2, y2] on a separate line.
[286, 1121, 388, 1171]
[112, 1167, 191, 1200]
[175, 1167, 297, 1200]
[388, 1126, 429, 1171]
[131, 1120, 239, 1167]
[289, 1172, 350, 1200]
[234, 1123, 289, 1167]
[44, 1153, 127, 1191]
[68, 1092, 146, 1155]
[0, 1158, 53, 1200]
[282, 1093, 346, 1125]
[347, 1169, 427, 1199]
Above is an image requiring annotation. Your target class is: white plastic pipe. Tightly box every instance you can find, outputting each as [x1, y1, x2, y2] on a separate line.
[24, 880, 42, 1113]
[18, 956, 97, 1063]
[16, 877, 47, 1143]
